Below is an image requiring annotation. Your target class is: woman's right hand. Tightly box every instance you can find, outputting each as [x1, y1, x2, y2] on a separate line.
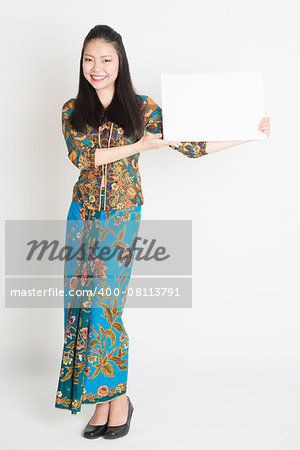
[137, 133, 182, 152]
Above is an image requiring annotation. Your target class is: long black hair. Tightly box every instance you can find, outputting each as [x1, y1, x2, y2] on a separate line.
[69, 25, 145, 140]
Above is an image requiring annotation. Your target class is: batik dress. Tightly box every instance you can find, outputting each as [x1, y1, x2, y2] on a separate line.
[55, 119, 142, 415]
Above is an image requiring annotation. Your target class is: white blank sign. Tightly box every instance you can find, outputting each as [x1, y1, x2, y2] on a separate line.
[161, 72, 266, 141]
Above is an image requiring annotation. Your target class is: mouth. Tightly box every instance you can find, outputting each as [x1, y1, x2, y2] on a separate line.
[91, 75, 107, 82]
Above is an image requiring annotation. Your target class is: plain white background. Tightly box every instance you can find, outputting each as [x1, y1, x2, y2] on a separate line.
[1, 0, 300, 449]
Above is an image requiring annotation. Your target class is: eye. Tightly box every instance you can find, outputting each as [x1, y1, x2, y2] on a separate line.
[84, 58, 92, 62]
[104, 59, 111, 63]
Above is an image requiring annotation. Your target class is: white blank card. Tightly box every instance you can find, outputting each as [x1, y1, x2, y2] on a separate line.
[161, 72, 266, 141]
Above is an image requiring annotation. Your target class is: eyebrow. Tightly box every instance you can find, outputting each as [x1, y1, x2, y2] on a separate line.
[84, 54, 113, 57]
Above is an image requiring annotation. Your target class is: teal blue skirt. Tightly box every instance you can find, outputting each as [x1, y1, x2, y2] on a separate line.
[55, 193, 141, 414]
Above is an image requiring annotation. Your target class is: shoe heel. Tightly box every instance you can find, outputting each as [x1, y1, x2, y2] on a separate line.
[103, 395, 134, 439]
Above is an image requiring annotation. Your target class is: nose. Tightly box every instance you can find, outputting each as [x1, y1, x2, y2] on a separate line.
[93, 61, 104, 73]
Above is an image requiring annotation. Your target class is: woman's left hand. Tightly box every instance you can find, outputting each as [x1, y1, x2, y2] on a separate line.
[258, 114, 271, 138]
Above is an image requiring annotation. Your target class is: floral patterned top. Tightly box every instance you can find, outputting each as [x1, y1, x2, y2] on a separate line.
[62, 95, 208, 211]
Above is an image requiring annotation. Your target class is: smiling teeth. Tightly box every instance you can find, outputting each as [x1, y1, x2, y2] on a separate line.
[92, 75, 106, 79]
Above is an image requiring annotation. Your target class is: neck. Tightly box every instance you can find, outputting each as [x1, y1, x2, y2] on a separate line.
[97, 86, 115, 109]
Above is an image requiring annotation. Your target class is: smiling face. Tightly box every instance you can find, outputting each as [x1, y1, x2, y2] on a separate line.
[82, 39, 119, 97]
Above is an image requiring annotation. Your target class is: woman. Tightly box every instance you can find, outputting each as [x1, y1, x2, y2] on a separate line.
[54, 24, 270, 440]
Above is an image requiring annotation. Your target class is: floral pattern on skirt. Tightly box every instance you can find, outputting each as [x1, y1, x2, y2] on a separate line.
[54, 195, 141, 414]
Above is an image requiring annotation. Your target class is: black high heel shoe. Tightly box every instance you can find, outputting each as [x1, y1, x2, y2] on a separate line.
[103, 395, 134, 439]
[82, 417, 109, 439]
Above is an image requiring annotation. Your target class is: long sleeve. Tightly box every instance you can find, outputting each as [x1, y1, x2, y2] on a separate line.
[143, 96, 207, 158]
[62, 99, 96, 170]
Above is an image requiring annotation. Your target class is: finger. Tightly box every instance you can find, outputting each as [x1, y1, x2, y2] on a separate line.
[259, 116, 270, 122]
[260, 118, 270, 124]
[164, 140, 182, 146]
[155, 139, 181, 146]
[258, 121, 269, 129]
[147, 132, 162, 138]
